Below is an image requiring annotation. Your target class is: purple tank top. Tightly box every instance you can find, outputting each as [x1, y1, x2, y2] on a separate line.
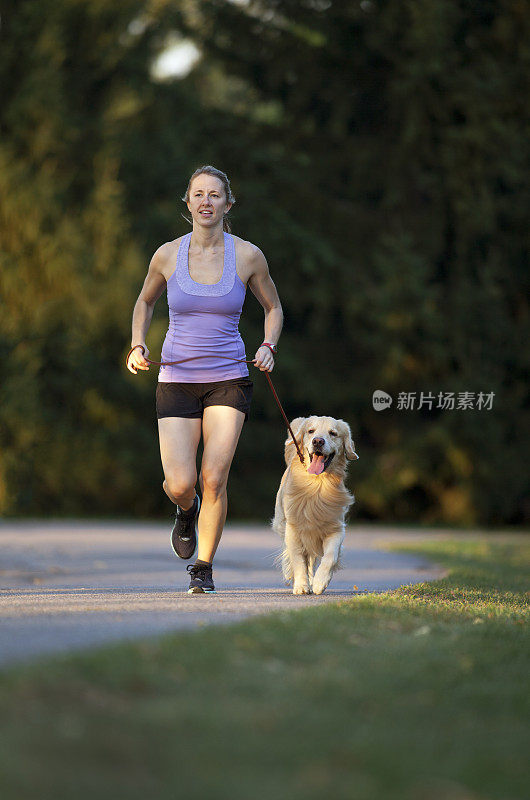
[158, 231, 250, 383]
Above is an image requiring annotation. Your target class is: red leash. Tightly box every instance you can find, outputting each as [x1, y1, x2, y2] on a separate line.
[126, 345, 305, 464]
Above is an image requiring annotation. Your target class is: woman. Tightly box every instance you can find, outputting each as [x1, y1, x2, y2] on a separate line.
[127, 165, 283, 594]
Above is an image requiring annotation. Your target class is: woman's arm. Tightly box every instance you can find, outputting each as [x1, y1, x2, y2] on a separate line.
[247, 245, 284, 372]
[128, 246, 168, 374]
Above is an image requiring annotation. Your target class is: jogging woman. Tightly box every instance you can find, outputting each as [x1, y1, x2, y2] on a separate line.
[127, 165, 283, 594]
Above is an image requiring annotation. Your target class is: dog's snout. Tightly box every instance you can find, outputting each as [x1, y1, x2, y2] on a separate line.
[312, 437, 325, 450]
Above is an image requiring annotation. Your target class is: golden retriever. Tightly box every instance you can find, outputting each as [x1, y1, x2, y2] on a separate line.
[272, 416, 359, 595]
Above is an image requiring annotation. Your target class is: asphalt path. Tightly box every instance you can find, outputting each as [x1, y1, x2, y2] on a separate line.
[0, 521, 449, 667]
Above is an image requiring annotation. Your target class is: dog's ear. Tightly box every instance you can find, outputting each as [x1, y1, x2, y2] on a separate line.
[336, 419, 359, 460]
[284, 417, 307, 465]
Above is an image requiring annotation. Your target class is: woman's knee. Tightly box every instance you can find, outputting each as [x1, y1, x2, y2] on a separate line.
[201, 469, 228, 497]
[164, 474, 197, 501]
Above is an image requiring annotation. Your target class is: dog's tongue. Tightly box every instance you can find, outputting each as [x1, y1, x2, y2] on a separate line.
[307, 453, 325, 475]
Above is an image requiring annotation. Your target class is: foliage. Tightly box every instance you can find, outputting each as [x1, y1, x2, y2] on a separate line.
[0, 0, 528, 522]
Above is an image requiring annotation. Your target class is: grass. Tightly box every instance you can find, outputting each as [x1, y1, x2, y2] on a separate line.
[0, 537, 528, 800]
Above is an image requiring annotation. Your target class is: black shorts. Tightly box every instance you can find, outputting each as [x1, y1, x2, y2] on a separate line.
[156, 377, 253, 422]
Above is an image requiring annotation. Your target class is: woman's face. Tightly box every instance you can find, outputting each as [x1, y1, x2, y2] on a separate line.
[187, 175, 231, 226]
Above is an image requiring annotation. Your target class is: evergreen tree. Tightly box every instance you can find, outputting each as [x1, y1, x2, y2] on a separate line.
[1, 0, 528, 523]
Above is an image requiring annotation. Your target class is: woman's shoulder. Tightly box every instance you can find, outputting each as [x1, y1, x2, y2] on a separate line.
[159, 235, 186, 254]
[231, 235, 269, 286]
[231, 234, 264, 263]
[150, 237, 185, 280]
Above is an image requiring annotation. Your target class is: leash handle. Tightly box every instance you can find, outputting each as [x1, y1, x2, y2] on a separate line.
[126, 344, 146, 367]
[125, 346, 305, 464]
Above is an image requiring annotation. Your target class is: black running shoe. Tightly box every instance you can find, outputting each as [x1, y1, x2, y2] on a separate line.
[186, 562, 216, 594]
[171, 494, 200, 560]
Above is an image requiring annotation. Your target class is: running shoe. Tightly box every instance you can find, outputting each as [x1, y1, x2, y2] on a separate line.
[171, 494, 200, 560]
[186, 562, 216, 594]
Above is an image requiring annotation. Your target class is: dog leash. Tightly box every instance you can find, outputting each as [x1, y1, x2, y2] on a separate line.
[126, 345, 306, 464]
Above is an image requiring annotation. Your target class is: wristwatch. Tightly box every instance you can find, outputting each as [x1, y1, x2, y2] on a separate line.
[261, 342, 277, 354]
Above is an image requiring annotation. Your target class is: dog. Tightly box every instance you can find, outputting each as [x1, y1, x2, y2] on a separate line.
[271, 415, 359, 595]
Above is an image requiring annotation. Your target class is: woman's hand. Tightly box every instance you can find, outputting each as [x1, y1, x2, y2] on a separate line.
[127, 344, 150, 374]
[253, 345, 275, 372]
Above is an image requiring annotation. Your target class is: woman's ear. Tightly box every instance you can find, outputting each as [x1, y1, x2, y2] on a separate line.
[284, 417, 307, 465]
[337, 419, 359, 460]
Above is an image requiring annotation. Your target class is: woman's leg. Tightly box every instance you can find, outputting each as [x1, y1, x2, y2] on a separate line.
[197, 405, 246, 562]
[158, 417, 202, 510]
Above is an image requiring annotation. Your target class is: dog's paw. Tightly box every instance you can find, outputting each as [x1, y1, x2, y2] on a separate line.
[312, 566, 333, 595]
[292, 583, 312, 595]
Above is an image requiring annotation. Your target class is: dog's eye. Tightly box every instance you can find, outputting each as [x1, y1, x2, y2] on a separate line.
[329, 431, 337, 436]
[307, 429, 315, 434]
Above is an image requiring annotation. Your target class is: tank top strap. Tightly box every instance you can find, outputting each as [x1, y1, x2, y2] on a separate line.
[224, 231, 236, 281]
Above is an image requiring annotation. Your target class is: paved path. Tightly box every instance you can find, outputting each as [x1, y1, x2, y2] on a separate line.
[0, 521, 449, 667]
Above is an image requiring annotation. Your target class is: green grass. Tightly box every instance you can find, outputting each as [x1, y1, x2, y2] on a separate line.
[0, 537, 528, 800]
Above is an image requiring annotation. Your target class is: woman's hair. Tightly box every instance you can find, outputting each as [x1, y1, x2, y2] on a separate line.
[181, 165, 236, 233]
